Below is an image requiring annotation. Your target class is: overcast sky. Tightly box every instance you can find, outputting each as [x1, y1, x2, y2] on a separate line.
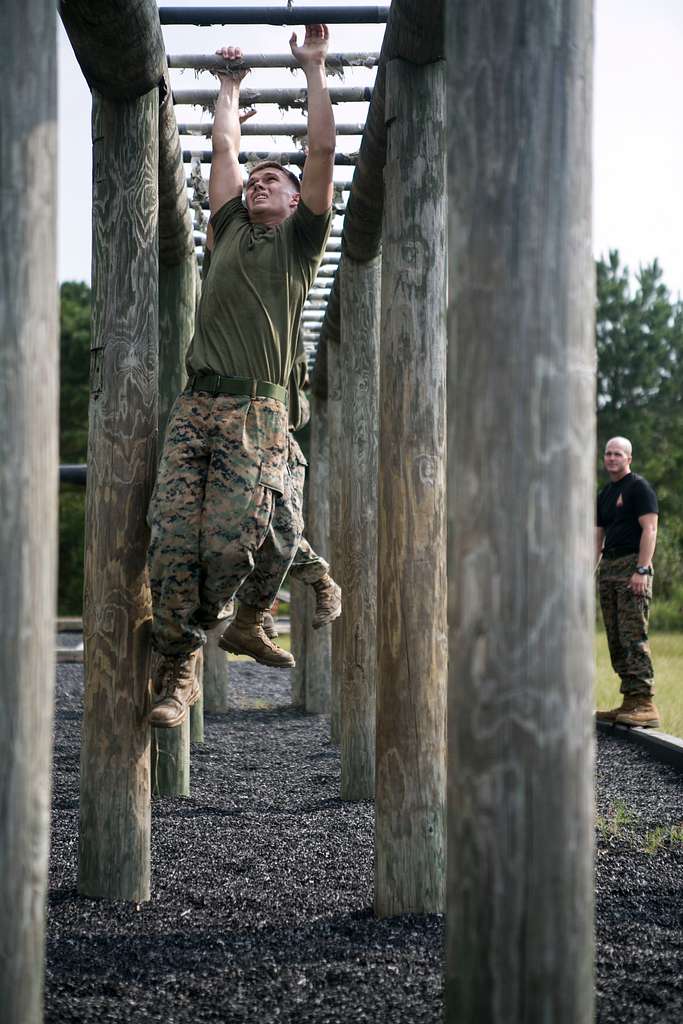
[58, 0, 683, 298]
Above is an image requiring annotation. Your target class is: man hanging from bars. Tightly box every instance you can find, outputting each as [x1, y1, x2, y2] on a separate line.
[147, 24, 335, 727]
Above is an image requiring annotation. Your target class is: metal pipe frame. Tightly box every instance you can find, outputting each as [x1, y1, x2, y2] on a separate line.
[183, 149, 358, 166]
[173, 86, 373, 106]
[177, 122, 365, 137]
[168, 52, 379, 71]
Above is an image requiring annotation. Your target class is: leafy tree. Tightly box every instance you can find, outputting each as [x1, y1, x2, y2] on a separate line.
[596, 251, 683, 602]
[58, 281, 90, 613]
[60, 281, 91, 462]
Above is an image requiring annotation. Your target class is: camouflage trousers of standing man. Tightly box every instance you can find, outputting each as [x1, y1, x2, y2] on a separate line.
[147, 390, 290, 656]
[238, 433, 328, 610]
[598, 553, 655, 697]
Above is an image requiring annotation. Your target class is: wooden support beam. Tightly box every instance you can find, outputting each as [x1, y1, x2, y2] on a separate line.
[0, 3, 57, 1019]
[203, 624, 231, 712]
[339, 256, 380, 801]
[59, 0, 165, 100]
[168, 52, 379, 71]
[79, 89, 159, 902]
[152, 252, 199, 798]
[160, 6, 391, 26]
[159, 72, 195, 266]
[290, 577, 308, 707]
[445, 2, 595, 1018]
[375, 59, 447, 917]
[304, 394, 331, 714]
[328, 338, 342, 744]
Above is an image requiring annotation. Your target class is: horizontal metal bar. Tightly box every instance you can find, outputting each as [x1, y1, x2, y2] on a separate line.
[173, 86, 372, 107]
[168, 52, 379, 71]
[177, 122, 365, 137]
[160, 7, 390, 27]
[183, 149, 357, 166]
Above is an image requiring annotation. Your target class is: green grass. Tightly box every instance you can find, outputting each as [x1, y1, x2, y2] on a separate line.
[596, 630, 683, 738]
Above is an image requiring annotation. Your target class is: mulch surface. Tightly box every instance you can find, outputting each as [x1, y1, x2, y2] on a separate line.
[46, 661, 682, 1022]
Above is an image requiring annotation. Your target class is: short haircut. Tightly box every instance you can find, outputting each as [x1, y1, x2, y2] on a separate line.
[605, 436, 632, 456]
[246, 160, 301, 193]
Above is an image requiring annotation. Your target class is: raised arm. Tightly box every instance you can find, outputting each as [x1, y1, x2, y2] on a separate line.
[209, 47, 250, 215]
[290, 24, 335, 214]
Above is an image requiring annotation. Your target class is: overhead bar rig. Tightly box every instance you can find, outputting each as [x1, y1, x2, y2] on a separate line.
[167, 52, 379, 71]
[177, 122, 365, 137]
[183, 149, 357, 166]
[173, 86, 373, 107]
[159, 6, 391, 27]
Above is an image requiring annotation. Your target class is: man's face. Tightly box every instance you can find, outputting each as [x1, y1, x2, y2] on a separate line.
[604, 442, 632, 480]
[245, 168, 300, 225]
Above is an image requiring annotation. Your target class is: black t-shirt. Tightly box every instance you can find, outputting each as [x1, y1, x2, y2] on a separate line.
[596, 473, 658, 553]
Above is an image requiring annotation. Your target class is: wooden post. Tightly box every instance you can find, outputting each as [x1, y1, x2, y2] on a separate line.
[339, 255, 380, 801]
[79, 89, 159, 902]
[190, 648, 205, 743]
[446, 2, 595, 1020]
[203, 623, 231, 712]
[327, 337, 343, 742]
[0, 3, 57, 1019]
[305, 393, 331, 714]
[375, 59, 447, 917]
[290, 578, 308, 707]
[153, 152, 199, 793]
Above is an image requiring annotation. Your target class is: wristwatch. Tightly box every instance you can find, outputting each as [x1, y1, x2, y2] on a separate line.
[635, 566, 653, 576]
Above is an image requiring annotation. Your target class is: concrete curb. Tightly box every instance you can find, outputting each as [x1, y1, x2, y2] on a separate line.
[596, 718, 683, 774]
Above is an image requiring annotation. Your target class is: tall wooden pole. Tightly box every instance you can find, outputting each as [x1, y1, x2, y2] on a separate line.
[79, 89, 159, 902]
[339, 256, 380, 801]
[446, 2, 595, 1020]
[375, 58, 447, 917]
[203, 623, 232, 712]
[153, 169, 199, 794]
[290, 584, 308, 706]
[327, 337, 343, 742]
[305, 393, 331, 714]
[0, 3, 57, 1019]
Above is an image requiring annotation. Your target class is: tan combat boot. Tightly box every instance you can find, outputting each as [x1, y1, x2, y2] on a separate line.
[149, 651, 201, 728]
[219, 603, 294, 668]
[311, 573, 342, 629]
[595, 693, 640, 725]
[262, 609, 278, 640]
[616, 698, 661, 729]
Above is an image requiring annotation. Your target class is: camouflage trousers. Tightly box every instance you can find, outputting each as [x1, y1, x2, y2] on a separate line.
[147, 391, 289, 655]
[238, 434, 328, 609]
[598, 553, 654, 696]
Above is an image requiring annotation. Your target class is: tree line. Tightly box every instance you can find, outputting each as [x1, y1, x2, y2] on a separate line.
[58, 255, 683, 623]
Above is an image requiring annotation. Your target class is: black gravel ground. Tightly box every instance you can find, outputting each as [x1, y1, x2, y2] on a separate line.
[47, 660, 682, 1022]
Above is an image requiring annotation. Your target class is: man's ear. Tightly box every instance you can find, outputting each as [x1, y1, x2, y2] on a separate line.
[290, 191, 301, 209]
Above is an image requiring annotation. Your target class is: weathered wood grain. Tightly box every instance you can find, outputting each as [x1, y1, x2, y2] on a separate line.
[59, 0, 166, 100]
[375, 59, 447, 917]
[158, 258, 197, 455]
[79, 89, 159, 902]
[0, 3, 57, 1019]
[305, 395, 331, 714]
[203, 623, 231, 713]
[190, 648, 205, 744]
[327, 337, 343, 744]
[152, 721, 190, 796]
[339, 256, 380, 802]
[158, 70, 195, 267]
[446, 3, 595, 1020]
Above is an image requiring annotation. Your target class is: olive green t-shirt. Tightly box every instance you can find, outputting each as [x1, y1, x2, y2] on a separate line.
[186, 196, 331, 387]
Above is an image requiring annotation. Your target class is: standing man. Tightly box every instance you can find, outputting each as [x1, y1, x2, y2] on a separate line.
[595, 436, 660, 728]
[147, 25, 335, 727]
